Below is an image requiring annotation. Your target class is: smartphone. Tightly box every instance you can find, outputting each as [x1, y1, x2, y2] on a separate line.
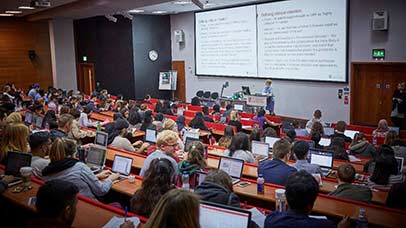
[238, 182, 250, 187]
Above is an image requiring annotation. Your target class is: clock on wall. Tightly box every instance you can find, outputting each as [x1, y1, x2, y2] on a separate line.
[148, 50, 158, 61]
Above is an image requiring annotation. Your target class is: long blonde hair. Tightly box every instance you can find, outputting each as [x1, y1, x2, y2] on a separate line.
[143, 189, 200, 228]
[0, 123, 29, 161]
[49, 138, 77, 162]
[6, 112, 23, 124]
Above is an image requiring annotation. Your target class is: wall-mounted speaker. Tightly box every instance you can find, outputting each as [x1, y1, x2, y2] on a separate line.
[28, 50, 37, 60]
[372, 10, 388, 31]
[174, 29, 185, 43]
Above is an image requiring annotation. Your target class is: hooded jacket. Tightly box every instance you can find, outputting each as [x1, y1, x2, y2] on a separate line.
[349, 141, 376, 158]
[195, 181, 240, 208]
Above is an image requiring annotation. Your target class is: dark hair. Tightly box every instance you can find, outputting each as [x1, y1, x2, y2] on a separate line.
[311, 132, 322, 145]
[212, 104, 220, 113]
[82, 106, 92, 114]
[43, 110, 57, 128]
[154, 101, 163, 113]
[249, 127, 261, 142]
[257, 108, 265, 117]
[309, 121, 324, 138]
[225, 104, 232, 110]
[292, 140, 309, 160]
[176, 115, 186, 132]
[337, 163, 356, 183]
[223, 125, 234, 137]
[29, 132, 50, 150]
[36, 180, 79, 219]
[191, 97, 200, 106]
[69, 109, 81, 119]
[335, 121, 347, 132]
[130, 158, 175, 217]
[202, 106, 209, 115]
[155, 113, 164, 121]
[285, 171, 319, 212]
[189, 112, 207, 130]
[326, 137, 348, 160]
[128, 107, 141, 125]
[286, 129, 296, 141]
[203, 169, 233, 192]
[228, 132, 249, 157]
[262, 127, 277, 138]
[370, 146, 398, 185]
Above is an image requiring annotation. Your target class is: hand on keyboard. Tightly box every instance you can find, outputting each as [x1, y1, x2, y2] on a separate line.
[108, 173, 120, 182]
[96, 170, 112, 180]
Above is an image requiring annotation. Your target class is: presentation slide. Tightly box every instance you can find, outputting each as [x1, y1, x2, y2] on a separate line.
[195, 5, 257, 77]
[194, 0, 348, 82]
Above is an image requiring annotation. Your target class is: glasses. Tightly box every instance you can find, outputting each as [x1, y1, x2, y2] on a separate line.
[166, 142, 179, 148]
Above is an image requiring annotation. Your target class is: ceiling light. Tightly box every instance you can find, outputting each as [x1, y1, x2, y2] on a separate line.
[105, 15, 117, 23]
[18, 6, 35, 10]
[152, 11, 167, 14]
[204, 3, 216, 8]
[5, 11, 23, 14]
[173, 0, 192, 5]
[128, 9, 144, 13]
[0, 13, 14, 16]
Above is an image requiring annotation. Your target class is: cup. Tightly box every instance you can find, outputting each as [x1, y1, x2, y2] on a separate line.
[128, 175, 135, 183]
[20, 167, 33, 187]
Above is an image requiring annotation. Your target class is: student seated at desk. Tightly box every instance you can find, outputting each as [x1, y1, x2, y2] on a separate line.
[349, 132, 376, 158]
[29, 132, 52, 177]
[109, 119, 149, 153]
[386, 180, 406, 210]
[140, 110, 155, 132]
[143, 189, 200, 228]
[331, 120, 352, 143]
[292, 140, 323, 176]
[152, 113, 164, 132]
[305, 109, 326, 134]
[140, 130, 179, 176]
[309, 121, 324, 139]
[6, 112, 22, 124]
[325, 137, 349, 161]
[258, 139, 297, 186]
[176, 141, 207, 188]
[329, 163, 372, 203]
[253, 108, 273, 130]
[264, 171, 336, 228]
[211, 104, 221, 116]
[42, 138, 119, 200]
[50, 114, 74, 141]
[189, 112, 208, 131]
[228, 111, 242, 132]
[217, 126, 234, 148]
[202, 106, 213, 122]
[78, 106, 95, 128]
[43, 110, 58, 130]
[104, 113, 124, 134]
[0, 123, 30, 164]
[162, 100, 174, 115]
[68, 109, 88, 144]
[310, 132, 324, 150]
[127, 107, 142, 130]
[162, 119, 184, 151]
[282, 129, 296, 144]
[373, 119, 390, 137]
[222, 104, 233, 119]
[131, 158, 175, 217]
[26, 180, 79, 228]
[223, 132, 255, 163]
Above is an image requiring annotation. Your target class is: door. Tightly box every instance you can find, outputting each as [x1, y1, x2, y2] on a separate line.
[172, 60, 186, 101]
[77, 63, 96, 95]
[351, 62, 406, 126]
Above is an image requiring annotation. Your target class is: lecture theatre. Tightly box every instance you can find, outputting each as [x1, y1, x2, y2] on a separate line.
[0, 0, 405, 227]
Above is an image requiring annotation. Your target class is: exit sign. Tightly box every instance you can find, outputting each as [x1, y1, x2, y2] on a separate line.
[372, 49, 385, 59]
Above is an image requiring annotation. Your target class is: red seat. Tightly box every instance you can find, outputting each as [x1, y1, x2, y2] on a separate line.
[240, 119, 259, 127]
[331, 123, 375, 135]
[239, 112, 255, 119]
[187, 105, 202, 112]
[150, 98, 159, 104]
[184, 110, 196, 118]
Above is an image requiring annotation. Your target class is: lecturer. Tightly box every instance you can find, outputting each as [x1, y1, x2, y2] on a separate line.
[262, 79, 275, 114]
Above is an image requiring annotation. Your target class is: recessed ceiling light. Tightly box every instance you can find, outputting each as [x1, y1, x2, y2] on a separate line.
[173, 0, 192, 5]
[0, 13, 13, 16]
[128, 9, 144, 13]
[18, 6, 35, 10]
[5, 11, 22, 14]
[152, 11, 167, 14]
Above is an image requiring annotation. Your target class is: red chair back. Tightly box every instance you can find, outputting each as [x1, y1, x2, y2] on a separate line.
[184, 110, 196, 118]
[240, 119, 259, 127]
[239, 112, 255, 119]
[187, 105, 202, 112]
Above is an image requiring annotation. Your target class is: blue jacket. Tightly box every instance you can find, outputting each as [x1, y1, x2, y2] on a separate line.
[265, 211, 335, 228]
[258, 159, 297, 186]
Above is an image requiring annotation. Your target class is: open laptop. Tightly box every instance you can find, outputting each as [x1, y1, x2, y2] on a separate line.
[234, 104, 244, 111]
[344, 130, 359, 139]
[395, 157, 404, 173]
[323, 127, 335, 136]
[111, 155, 133, 180]
[218, 156, 244, 185]
[389, 126, 400, 135]
[241, 86, 251, 96]
[24, 111, 33, 125]
[265, 136, 279, 150]
[295, 128, 308, 137]
[185, 137, 201, 151]
[251, 141, 269, 157]
[34, 115, 44, 128]
[177, 107, 184, 116]
[94, 131, 108, 148]
[183, 129, 200, 143]
[319, 138, 331, 147]
[309, 149, 334, 176]
[3, 152, 32, 186]
[86, 145, 107, 173]
[200, 201, 252, 228]
[145, 128, 157, 144]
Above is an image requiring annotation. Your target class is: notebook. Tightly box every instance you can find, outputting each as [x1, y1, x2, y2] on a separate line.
[218, 156, 244, 185]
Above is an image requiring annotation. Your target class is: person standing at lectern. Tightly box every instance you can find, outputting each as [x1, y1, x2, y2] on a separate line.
[262, 79, 275, 115]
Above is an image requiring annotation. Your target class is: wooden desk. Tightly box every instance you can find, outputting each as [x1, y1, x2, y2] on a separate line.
[89, 112, 113, 122]
[100, 111, 115, 117]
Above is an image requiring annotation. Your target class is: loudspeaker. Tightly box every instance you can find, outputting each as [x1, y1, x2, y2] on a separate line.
[372, 10, 388, 31]
[28, 50, 37, 60]
[174, 29, 184, 43]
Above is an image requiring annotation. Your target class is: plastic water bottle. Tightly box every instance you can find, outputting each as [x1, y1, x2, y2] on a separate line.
[275, 189, 287, 212]
[182, 172, 190, 190]
[372, 133, 377, 145]
[356, 208, 368, 228]
[257, 174, 265, 194]
[97, 121, 101, 132]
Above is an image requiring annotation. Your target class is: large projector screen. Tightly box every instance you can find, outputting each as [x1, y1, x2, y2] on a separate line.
[195, 0, 348, 82]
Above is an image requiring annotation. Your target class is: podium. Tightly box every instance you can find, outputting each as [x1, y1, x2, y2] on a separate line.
[246, 95, 267, 107]
[218, 94, 268, 113]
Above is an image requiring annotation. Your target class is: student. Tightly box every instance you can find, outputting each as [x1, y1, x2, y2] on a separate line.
[373, 119, 390, 136]
[143, 189, 200, 228]
[366, 152, 405, 190]
[249, 127, 261, 143]
[310, 132, 324, 149]
[305, 109, 326, 133]
[28, 83, 40, 101]
[43, 110, 58, 129]
[6, 112, 22, 124]
[386, 180, 406, 210]
[140, 110, 155, 132]
[29, 132, 52, 177]
[0, 123, 30, 164]
[162, 100, 173, 115]
[228, 111, 242, 132]
[190, 96, 201, 106]
[258, 139, 297, 186]
[127, 107, 142, 129]
[325, 137, 349, 161]
[152, 113, 164, 132]
[261, 127, 278, 139]
[195, 169, 240, 208]
[47, 95, 58, 113]
[309, 121, 324, 139]
[223, 132, 255, 163]
[284, 129, 296, 144]
[264, 171, 335, 228]
[331, 120, 352, 143]
[221, 104, 233, 118]
[140, 130, 179, 176]
[292, 140, 323, 176]
[42, 138, 119, 199]
[109, 119, 149, 153]
[176, 141, 207, 188]
[26, 180, 79, 228]
[50, 114, 74, 141]
[217, 125, 234, 148]
[176, 115, 187, 133]
[162, 119, 184, 151]
[131, 158, 176, 217]
[86, 95, 100, 113]
[189, 112, 208, 131]
[78, 106, 95, 128]
[104, 113, 124, 134]
[202, 106, 214, 122]
[349, 132, 376, 158]
[253, 108, 273, 130]
[384, 130, 406, 162]
[211, 104, 221, 116]
[68, 109, 88, 144]
[329, 163, 372, 203]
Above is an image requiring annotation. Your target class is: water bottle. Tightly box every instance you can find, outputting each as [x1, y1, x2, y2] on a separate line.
[356, 208, 368, 228]
[182, 171, 190, 190]
[372, 133, 377, 145]
[97, 121, 101, 132]
[257, 174, 265, 194]
[275, 189, 287, 212]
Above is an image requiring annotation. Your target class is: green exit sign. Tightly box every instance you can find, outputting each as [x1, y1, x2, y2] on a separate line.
[372, 49, 385, 58]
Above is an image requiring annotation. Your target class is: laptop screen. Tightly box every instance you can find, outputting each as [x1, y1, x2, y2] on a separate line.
[35, 115, 44, 128]
[183, 130, 200, 142]
[265, 137, 279, 149]
[309, 149, 334, 169]
[94, 132, 108, 147]
[294, 129, 308, 137]
[319, 138, 331, 146]
[389, 126, 400, 135]
[234, 104, 244, 111]
[344, 130, 359, 139]
[185, 137, 201, 151]
[200, 201, 251, 228]
[112, 155, 133, 176]
[145, 128, 157, 143]
[251, 141, 269, 157]
[395, 157, 404, 173]
[86, 146, 107, 167]
[25, 112, 33, 125]
[218, 156, 244, 179]
[5, 152, 32, 176]
[323, 127, 335, 136]
[177, 107, 184, 116]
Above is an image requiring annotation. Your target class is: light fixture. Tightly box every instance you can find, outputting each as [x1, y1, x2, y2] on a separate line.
[173, 0, 192, 5]
[152, 11, 167, 14]
[128, 9, 144, 13]
[105, 15, 117, 22]
[18, 6, 35, 10]
[0, 13, 13, 16]
[5, 11, 23, 14]
[120, 11, 133, 20]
